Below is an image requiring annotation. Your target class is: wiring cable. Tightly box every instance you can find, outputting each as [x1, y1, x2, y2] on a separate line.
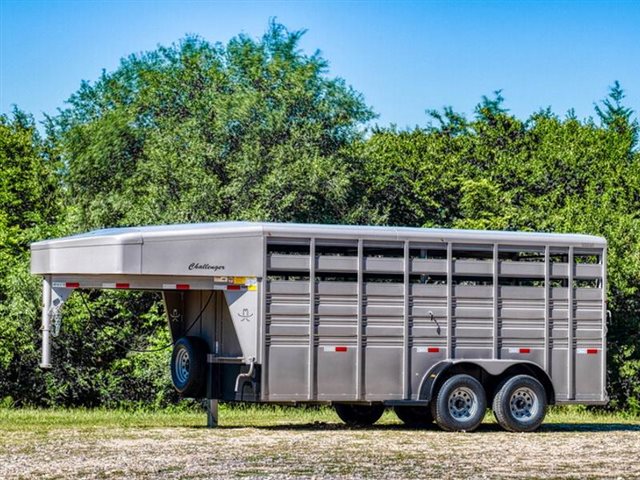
[78, 290, 214, 353]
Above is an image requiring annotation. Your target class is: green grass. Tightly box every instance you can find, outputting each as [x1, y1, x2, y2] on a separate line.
[0, 404, 637, 432]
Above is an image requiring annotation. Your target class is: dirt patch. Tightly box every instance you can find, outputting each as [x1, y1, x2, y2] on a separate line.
[2, 421, 639, 479]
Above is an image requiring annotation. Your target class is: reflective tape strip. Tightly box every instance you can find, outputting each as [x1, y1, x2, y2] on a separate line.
[324, 346, 348, 352]
[162, 284, 190, 290]
[248, 284, 257, 291]
[102, 283, 129, 289]
[416, 347, 440, 353]
[509, 348, 531, 354]
[52, 281, 78, 288]
[577, 348, 599, 355]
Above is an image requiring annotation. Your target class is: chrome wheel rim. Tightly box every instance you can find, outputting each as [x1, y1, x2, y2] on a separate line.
[448, 387, 478, 419]
[510, 387, 539, 421]
[175, 348, 190, 384]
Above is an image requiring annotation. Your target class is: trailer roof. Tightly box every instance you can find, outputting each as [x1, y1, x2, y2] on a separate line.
[32, 221, 606, 249]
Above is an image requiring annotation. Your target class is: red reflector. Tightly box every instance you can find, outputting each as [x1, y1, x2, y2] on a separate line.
[428, 347, 440, 353]
[115, 283, 129, 289]
[176, 284, 190, 290]
[587, 348, 598, 355]
[226, 285, 241, 290]
[519, 348, 531, 354]
[335, 346, 347, 352]
[65, 282, 79, 288]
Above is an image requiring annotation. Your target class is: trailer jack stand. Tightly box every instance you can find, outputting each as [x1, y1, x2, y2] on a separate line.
[207, 399, 218, 428]
[40, 276, 73, 369]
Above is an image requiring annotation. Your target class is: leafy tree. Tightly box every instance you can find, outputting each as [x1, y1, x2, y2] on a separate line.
[595, 81, 638, 143]
[0, 109, 61, 404]
[54, 21, 374, 229]
[0, 109, 59, 259]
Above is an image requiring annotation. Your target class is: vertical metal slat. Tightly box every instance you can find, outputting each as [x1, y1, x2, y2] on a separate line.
[307, 238, 316, 401]
[544, 245, 551, 373]
[568, 246, 575, 400]
[402, 240, 410, 399]
[446, 242, 453, 359]
[492, 243, 499, 359]
[356, 238, 364, 400]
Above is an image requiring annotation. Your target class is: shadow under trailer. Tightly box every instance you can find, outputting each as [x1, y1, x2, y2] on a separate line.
[31, 222, 608, 432]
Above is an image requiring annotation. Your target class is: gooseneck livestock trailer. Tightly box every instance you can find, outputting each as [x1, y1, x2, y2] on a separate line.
[31, 222, 608, 431]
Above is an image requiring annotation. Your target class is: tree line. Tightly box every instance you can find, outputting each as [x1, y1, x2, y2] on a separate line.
[1, 22, 638, 412]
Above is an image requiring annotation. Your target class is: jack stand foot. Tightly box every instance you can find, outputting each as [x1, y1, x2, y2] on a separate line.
[207, 399, 218, 428]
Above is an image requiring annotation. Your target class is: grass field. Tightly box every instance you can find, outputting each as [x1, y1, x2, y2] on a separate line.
[1, 406, 639, 479]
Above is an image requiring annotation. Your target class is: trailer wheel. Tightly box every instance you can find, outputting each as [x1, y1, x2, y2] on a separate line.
[171, 336, 207, 398]
[492, 375, 547, 432]
[394, 405, 433, 427]
[431, 374, 487, 432]
[334, 404, 384, 427]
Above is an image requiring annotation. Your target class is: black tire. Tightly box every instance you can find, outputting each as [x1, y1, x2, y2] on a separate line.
[394, 405, 433, 427]
[171, 336, 208, 397]
[335, 403, 385, 427]
[431, 374, 487, 432]
[492, 374, 547, 432]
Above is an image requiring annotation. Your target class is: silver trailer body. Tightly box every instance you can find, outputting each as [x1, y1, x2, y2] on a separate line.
[31, 222, 608, 408]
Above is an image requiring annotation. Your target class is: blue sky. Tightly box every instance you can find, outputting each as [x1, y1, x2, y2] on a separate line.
[1, 0, 639, 129]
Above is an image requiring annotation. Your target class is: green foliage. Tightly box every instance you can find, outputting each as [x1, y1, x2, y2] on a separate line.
[55, 21, 373, 228]
[0, 110, 63, 404]
[0, 22, 639, 413]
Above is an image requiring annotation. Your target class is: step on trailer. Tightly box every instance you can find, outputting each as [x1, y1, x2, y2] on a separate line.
[31, 222, 608, 431]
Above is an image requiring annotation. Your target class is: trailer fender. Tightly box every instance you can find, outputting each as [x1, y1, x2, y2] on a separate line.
[418, 360, 555, 404]
[417, 361, 454, 403]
